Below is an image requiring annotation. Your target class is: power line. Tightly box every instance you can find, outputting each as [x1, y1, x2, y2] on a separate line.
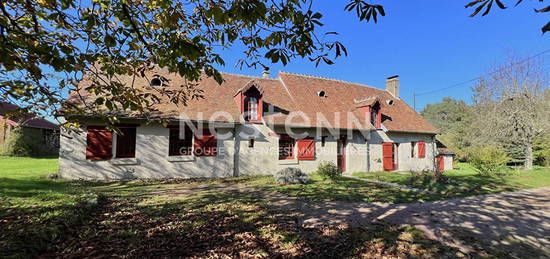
[415, 48, 550, 97]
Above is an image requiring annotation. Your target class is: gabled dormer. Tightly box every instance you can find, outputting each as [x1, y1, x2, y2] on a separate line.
[355, 96, 382, 129]
[234, 81, 264, 122]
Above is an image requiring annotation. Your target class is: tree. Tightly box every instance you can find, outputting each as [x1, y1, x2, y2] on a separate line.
[0, 0, 385, 125]
[465, 0, 550, 33]
[421, 97, 472, 160]
[471, 55, 549, 169]
[1, 0, 546, 127]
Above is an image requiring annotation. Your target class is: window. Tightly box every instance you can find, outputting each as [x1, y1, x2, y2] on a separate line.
[194, 129, 217, 156]
[278, 134, 295, 160]
[370, 108, 378, 127]
[297, 138, 315, 160]
[249, 138, 255, 148]
[168, 126, 193, 156]
[86, 126, 112, 160]
[418, 141, 426, 158]
[115, 125, 137, 158]
[370, 104, 382, 129]
[247, 97, 258, 121]
[411, 142, 417, 158]
[242, 87, 262, 122]
[321, 136, 327, 147]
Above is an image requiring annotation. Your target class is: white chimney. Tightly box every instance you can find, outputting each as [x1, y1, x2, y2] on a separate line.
[386, 75, 399, 98]
[262, 69, 270, 79]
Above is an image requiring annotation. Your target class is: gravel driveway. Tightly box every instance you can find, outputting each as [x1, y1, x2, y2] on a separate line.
[290, 186, 550, 256]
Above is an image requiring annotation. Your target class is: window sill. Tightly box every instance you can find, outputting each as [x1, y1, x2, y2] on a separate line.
[278, 159, 298, 165]
[109, 158, 139, 165]
[167, 155, 195, 162]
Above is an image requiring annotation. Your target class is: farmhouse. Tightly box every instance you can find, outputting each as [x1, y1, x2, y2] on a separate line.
[0, 102, 59, 154]
[60, 69, 442, 180]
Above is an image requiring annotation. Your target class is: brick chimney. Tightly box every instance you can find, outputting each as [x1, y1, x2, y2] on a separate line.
[386, 75, 399, 98]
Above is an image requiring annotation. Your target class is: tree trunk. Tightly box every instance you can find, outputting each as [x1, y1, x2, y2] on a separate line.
[524, 143, 533, 170]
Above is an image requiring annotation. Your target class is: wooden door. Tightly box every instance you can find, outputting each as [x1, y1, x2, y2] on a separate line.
[337, 136, 347, 172]
[382, 142, 394, 171]
[437, 155, 445, 171]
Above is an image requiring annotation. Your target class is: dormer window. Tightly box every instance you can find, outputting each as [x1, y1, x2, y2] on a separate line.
[370, 102, 382, 129]
[246, 96, 259, 121]
[234, 81, 264, 122]
[242, 86, 262, 122]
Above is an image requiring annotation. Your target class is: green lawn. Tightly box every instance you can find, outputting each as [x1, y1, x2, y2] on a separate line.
[1, 157, 545, 258]
[353, 163, 550, 199]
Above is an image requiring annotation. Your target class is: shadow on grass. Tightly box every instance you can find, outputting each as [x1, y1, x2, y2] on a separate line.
[45, 190, 462, 258]
[256, 176, 441, 203]
[2, 175, 549, 257]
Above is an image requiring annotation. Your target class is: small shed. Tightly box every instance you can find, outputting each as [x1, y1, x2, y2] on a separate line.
[436, 140, 455, 171]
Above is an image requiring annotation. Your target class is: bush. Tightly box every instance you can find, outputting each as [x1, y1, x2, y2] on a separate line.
[274, 167, 309, 184]
[409, 170, 449, 185]
[317, 161, 341, 181]
[534, 134, 550, 167]
[1, 127, 49, 156]
[468, 146, 510, 176]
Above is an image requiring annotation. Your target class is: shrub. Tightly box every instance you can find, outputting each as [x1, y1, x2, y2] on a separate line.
[1, 127, 49, 156]
[409, 170, 449, 185]
[274, 167, 309, 184]
[534, 134, 550, 167]
[316, 161, 341, 181]
[468, 146, 510, 176]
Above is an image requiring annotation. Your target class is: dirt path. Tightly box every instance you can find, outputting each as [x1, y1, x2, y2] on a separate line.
[289, 186, 550, 256]
[132, 181, 550, 256]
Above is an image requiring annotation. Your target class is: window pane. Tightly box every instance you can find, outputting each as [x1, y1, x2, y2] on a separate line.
[169, 127, 192, 156]
[116, 127, 136, 158]
[278, 135, 295, 160]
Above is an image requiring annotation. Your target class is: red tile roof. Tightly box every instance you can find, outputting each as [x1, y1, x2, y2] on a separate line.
[70, 69, 439, 134]
[0, 102, 59, 130]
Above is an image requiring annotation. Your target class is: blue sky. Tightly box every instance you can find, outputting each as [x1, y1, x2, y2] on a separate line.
[214, 1, 549, 111]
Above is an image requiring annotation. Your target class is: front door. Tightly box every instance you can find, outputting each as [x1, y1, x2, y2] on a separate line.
[437, 155, 445, 171]
[382, 142, 394, 171]
[337, 136, 347, 172]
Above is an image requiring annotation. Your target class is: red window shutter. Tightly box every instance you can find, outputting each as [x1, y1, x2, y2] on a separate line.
[418, 141, 426, 158]
[297, 138, 315, 160]
[382, 142, 394, 171]
[86, 126, 112, 160]
[194, 129, 217, 156]
[376, 108, 382, 128]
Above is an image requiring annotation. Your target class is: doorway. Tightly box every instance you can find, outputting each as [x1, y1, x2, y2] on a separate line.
[337, 135, 347, 172]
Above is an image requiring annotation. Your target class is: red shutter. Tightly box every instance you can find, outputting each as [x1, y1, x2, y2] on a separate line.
[376, 108, 382, 128]
[257, 98, 263, 121]
[418, 141, 426, 158]
[297, 138, 315, 160]
[194, 129, 217, 156]
[86, 126, 112, 160]
[382, 142, 394, 171]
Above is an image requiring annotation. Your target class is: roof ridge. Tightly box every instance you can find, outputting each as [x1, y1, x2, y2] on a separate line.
[220, 71, 278, 81]
[278, 71, 383, 91]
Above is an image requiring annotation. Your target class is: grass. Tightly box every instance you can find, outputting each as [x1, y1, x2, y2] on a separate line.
[1, 156, 547, 257]
[353, 163, 550, 199]
[230, 174, 441, 203]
